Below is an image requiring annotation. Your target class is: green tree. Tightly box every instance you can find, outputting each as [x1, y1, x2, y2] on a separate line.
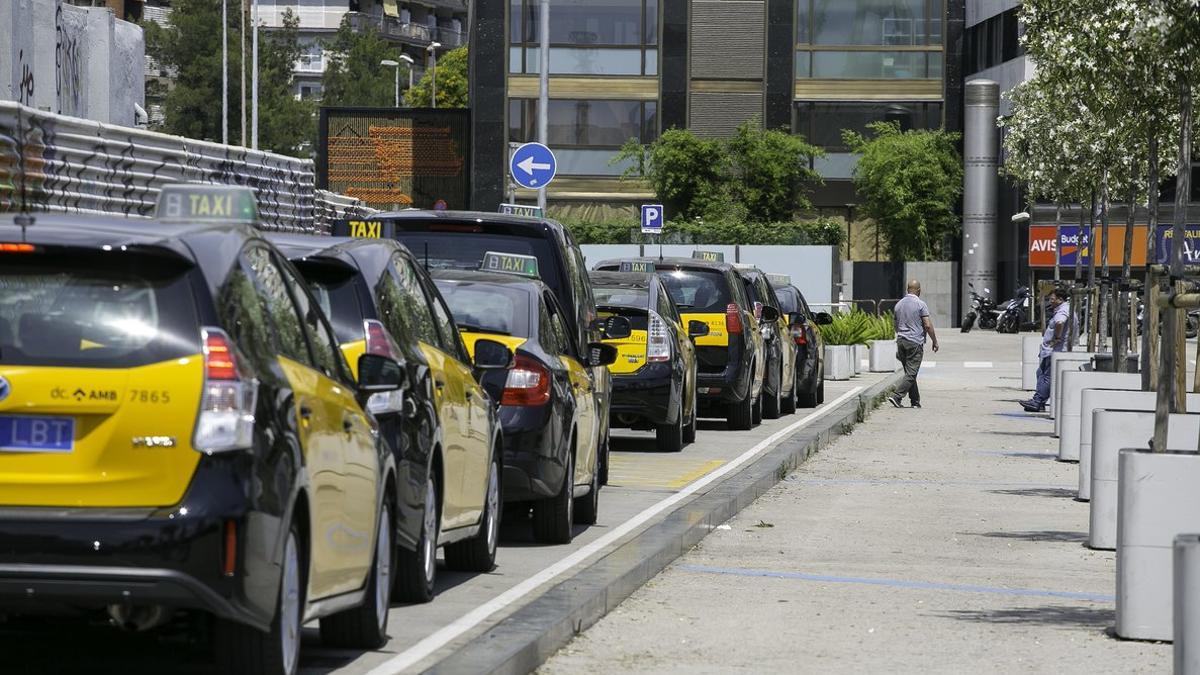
[843, 121, 962, 261]
[406, 46, 469, 108]
[615, 129, 729, 220]
[144, 1, 312, 156]
[321, 18, 410, 107]
[726, 120, 823, 222]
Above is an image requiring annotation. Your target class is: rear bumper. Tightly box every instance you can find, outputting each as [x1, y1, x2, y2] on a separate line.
[498, 404, 567, 502]
[610, 363, 677, 427]
[696, 339, 752, 404]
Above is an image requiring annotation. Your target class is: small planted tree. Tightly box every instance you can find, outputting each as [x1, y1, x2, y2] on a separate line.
[615, 129, 729, 220]
[726, 121, 823, 223]
[406, 46, 469, 108]
[321, 17, 411, 108]
[842, 122, 963, 261]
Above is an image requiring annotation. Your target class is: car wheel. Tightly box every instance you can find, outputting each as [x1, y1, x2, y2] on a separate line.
[727, 389, 754, 431]
[682, 388, 697, 444]
[533, 444, 574, 544]
[818, 378, 825, 404]
[393, 475, 438, 603]
[751, 391, 763, 425]
[320, 499, 393, 648]
[763, 365, 782, 420]
[215, 523, 303, 675]
[781, 372, 797, 415]
[574, 448, 601, 525]
[598, 431, 610, 486]
[445, 450, 501, 572]
[656, 406, 684, 452]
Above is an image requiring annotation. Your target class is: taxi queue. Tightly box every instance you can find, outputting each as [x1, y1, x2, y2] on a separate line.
[0, 185, 830, 675]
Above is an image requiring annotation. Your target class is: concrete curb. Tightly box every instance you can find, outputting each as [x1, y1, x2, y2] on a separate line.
[421, 372, 903, 674]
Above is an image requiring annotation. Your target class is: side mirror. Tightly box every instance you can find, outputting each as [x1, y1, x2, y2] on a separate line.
[687, 320, 710, 338]
[596, 315, 632, 340]
[760, 306, 780, 322]
[473, 339, 514, 371]
[814, 312, 834, 325]
[358, 353, 407, 393]
[585, 342, 619, 367]
[787, 311, 806, 326]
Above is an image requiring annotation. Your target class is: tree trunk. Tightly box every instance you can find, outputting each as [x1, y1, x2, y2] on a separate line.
[1087, 190, 1099, 351]
[1115, 167, 1137, 373]
[1099, 171, 1111, 351]
[1142, 130, 1159, 391]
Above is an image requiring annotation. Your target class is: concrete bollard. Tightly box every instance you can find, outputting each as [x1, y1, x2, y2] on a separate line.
[868, 340, 897, 372]
[852, 344, 867, 375]
[824, 345, 853, 381]
[1049, 352, 1095, 420]
[1177, 534, 1200, 673]
[1117, 449, 1200, 641]
[1021, 335, 1040, 390]
[1055, 373, 1141, 461]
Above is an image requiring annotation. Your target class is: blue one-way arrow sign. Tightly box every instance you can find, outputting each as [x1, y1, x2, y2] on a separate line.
[510, 142, 557, 190]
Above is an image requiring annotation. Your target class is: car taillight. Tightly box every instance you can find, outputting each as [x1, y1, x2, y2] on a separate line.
[0, 242, 36, 253]
[363, 319, 404, 415]
[500, 354, 551, 406]
[647, 310, 671, 363]
[725, 303, 743, 334]
[194, 327, 257, 454]
[791, 324, 807, 346]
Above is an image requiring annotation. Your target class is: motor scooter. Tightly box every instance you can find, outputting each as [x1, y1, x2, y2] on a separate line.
[960, 283, 998, 333]
[996, 286, 1032, 333]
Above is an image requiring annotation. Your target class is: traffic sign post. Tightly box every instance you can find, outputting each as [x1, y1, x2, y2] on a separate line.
[509, 142, 557, 190]
[641, 204, 664, 235]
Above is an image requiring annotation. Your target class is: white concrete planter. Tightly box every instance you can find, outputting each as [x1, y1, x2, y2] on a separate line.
[824, 345, 853, 381]
[1049, 352, 1096, 421]
[1055, 372, 1141, 460]
[1177, 534, 1200, 671]
[1021, 335, 1041, 390]
[1117, 449, 1200, 641]
[1091, 412, 1200, 551]
[1078, 391, 1200, 501]
[868, 340, 898, 372]
[852, 344, 867, 375]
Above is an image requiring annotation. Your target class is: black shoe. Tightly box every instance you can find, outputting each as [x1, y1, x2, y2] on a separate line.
[1021, 400, 1045, 413]
[910, 402, 921, 409]
[888, 394, 903, 408]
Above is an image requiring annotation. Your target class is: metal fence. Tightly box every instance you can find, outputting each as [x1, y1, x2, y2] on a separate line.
[0, 101, 375, 234]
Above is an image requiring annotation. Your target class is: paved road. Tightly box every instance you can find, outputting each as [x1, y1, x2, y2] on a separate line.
[540, 332, 1172, 674]
[1, 372, 887, 675]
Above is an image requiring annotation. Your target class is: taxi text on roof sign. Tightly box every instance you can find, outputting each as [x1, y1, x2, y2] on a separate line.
[766, 273, 791, 287]
[481, 251, 539, 277]
[619, 261, 656, 273]
[499, 203, 544, 218]
[691, 250, 724, 262]
[331, 219, 394, 239]
[155, 184, 258, 224]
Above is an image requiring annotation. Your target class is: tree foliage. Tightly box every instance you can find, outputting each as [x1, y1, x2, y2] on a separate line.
[843, 121, 962, 261]
[727, 121, 824, 222]
[320, 18, 411, 108]
[144, 1, 313, 156]
[406, 46, 469, 108]
[559, 216, 845, 247]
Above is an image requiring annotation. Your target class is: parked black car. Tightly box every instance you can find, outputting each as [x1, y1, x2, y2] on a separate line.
[769, 275, 833, 407]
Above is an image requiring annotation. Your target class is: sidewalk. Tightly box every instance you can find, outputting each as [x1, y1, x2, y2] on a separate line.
[540, 332, 1172, 674]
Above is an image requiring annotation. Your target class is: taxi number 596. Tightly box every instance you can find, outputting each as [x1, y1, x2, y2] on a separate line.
[129, 390, 172, 404]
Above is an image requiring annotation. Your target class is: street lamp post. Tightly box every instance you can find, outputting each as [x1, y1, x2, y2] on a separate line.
[398, 54, 414, 105]
[380, 59, 400, 107]
[426, 42, 441, 108]
[251, 0, 258, 150]
[222, 0, 228, 144]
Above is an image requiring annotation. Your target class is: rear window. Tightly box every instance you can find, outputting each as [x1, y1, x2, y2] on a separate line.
[0, 252, 200, 368]
[394, 230, 560, 292]
[292, 263, 365, 345]
[434, 280, 531, 338]
[775, 286, 800, 314]
[593, 286, 649, 310]
[656, 269, 732, 313]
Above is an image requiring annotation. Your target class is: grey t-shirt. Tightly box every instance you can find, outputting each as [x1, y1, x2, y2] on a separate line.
[894, 293, 930, 345]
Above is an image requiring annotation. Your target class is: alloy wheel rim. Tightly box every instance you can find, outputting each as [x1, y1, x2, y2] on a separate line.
[375, 509, 391, 629]
[281, 533, 301, 675]
[485, 469, 499, 554]
[422, 480, 437, 584]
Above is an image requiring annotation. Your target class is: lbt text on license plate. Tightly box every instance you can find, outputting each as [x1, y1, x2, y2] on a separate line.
[0, 415, 75, 453]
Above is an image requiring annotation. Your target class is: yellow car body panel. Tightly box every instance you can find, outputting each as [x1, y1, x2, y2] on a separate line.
[561, 354, 597, 486]
[684, 312, 729, 347]
[0, 356, 204, 508]
[340, 339, 367, 381]
[602, 328, 647, 375]
[459, 332, 526, 361]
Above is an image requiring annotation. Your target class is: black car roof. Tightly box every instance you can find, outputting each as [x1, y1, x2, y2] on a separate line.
[430, 268, 548, 293]
[372, 209, 568, 236]
[269, 233, 413, 283]
[588, 271, 654, 289]
[593, 256, 736, 273]
[0, 213, 254, 260]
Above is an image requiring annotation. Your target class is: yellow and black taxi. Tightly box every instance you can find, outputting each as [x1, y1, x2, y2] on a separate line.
[431, 254, 619, 543]
[269, 234, 512, 603]
[347, 210, 623, 486]
[589, 265, 709, 452]
[733, 264, 798, 419]
[0, 207, 403, 675]
[767, 273, 833, 407]
[593, 253, 769, 431]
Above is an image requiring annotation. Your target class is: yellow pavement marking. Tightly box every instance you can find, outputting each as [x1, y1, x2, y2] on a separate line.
[608, 456, 726, 490]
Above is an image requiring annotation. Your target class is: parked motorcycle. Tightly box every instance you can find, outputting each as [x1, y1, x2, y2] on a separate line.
[1136, 299, 1200, 338]
[996, 286, 1033, 334]
[960, 283, 998, 333]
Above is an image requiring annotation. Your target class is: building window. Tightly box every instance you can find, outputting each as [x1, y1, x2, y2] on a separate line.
[793, 101, 942, 178]
[509, 99, 658, 175]
[796, 0, 944, 80]
[509, 0, 659, 76]
[298, 83, 323, 101]
[963, 7, 1024, 76]
[297, 44, 324, 73]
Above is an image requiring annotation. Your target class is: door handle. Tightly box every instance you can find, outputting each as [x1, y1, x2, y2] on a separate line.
[434, 379, 446, 391]
[299, 405, 313, 420]
[342, 416, 354, 433]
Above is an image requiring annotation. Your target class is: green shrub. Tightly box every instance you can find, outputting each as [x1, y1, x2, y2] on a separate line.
[558, 215, 846, 246]
[873, 311, 897, 340]
[818, 310, 876, 346]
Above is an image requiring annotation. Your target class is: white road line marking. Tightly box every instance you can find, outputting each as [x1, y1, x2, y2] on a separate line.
[964, 361, 994, 368]
[922, 362, 937, 368]
[366, 386, 866, 674]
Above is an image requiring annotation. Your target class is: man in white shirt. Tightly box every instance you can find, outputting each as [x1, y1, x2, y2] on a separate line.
[1020, 287, 1073, 413]
[888, 280, 939, 409]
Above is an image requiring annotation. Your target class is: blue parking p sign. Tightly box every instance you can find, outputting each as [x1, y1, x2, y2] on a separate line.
[641, 204, 664, 234]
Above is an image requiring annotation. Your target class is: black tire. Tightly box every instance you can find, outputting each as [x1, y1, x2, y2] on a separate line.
[763, 365, 782, 420]
[817, 378, 825, 404]
[656, 405, 684, 452]
[215, 523, 304, 675]
[598, 431, 610, 486]
[574, 449, 600, 525]
[533, 444, 574, 544]
[682, 387, 697, 444]
[393, 474, 437, 603]
[444, 448, 501, 572]
[727, 391, 754, 430]
[781, 372, 797, 415]
[751, 392, 762, 425]
[320, 500, 393, 649]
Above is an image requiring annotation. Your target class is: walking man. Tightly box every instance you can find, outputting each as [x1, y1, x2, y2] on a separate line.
[889, 280, 939, 409]
[1020, 287, 1072, 413]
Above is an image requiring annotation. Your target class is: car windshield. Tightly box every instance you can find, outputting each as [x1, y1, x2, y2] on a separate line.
[0, 252, 200, 368]
[292, 263, 365, 345]
[593, 286, 649, 310]
[434, 280, 531, 337]
[657, 269, 732, 313]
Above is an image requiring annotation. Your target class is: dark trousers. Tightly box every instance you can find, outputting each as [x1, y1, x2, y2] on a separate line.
[895, 338, 924, 404]
[1032, 355, 1052, 406]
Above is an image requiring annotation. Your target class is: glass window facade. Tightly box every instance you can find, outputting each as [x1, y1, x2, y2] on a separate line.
[811, 50, 938, 79]
[509, 99, 657, 176]
[796, 0, 944, 80]
[793, 101, 943, 178]
[509, 0, 659, 76]
[963, 7, 1023, 76]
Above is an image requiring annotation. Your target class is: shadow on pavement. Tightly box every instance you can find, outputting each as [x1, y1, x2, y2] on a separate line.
[969, 529, 1088, 543]
[935, 604, 1114, 629]
[987, 486, 1077, 499]
[990, 430, 1054, 437]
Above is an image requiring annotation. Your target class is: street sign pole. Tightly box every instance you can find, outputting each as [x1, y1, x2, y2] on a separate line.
[537, 0, 549, 211]
[641, 204, 664, 258]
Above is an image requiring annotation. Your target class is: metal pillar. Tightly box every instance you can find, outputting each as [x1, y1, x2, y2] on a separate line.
[961, 80, 999, 322]
[536, 0, 549, 211]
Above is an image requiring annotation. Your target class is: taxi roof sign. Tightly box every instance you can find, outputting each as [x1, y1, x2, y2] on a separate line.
[691, 250, 724, 262]
[156, 184, 258, 224]
[766, 273, 791, 287]
[481, 251, 540, 277]
[619, 260, 656, 273]
[499, 203, 544, 218]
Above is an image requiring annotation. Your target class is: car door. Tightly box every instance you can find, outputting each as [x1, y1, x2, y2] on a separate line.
[658, 282, 695, 407]
[547, 294, 594, 487]
[562, 243, 602, 472]
[275, 252, 378, 591]
[421, 274, 491, 529]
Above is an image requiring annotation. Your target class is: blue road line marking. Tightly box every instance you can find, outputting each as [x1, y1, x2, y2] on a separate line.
[968, 450, 1058, 459]
[994, 412, 1053, 420]
[677, 564, 1115, 603]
